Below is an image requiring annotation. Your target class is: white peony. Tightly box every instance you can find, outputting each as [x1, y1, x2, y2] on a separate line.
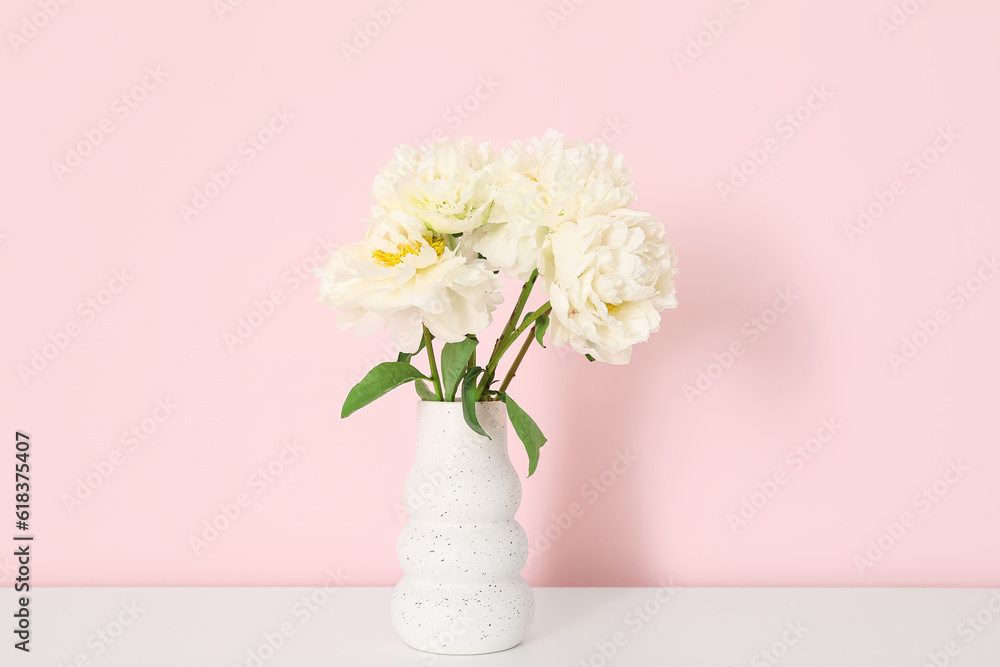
[372, 138, 498, 235]
[471, 130, 635, 280]
[539, 208, 677, 364]
[318, 208, 504, 353]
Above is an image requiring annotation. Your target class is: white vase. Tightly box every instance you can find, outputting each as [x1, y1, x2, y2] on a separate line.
[391, 401, 534, 654]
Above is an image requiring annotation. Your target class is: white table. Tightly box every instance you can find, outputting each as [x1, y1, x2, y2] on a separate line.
[5, 587, 1000, 665]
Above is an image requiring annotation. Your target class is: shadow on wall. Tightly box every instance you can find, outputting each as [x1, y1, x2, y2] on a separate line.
[527, 210, 820, 587]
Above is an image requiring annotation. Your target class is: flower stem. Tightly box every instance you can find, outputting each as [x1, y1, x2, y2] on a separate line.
[477, 271, 540, 399]
[423, 326, 444, 401]
[498, 324, 536, 393]
[508, 303, 551, 344]
[506, 270, 539, 339]
[478, 302, 551, 400]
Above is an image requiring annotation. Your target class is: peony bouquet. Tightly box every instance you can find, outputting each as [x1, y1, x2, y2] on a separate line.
[318, 130, 677, 475]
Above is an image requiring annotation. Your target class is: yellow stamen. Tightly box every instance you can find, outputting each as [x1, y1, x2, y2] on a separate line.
[372, 242, 420, 267]
[606, 302, 622, 314]
[428, 235, 446, 258]
[371, 236, 446, 267]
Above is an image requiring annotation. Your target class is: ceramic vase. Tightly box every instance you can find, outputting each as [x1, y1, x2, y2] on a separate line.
[391, 401, 534, 654]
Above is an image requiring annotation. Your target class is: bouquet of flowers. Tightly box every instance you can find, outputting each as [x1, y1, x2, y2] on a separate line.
[318, 130, 677, 475]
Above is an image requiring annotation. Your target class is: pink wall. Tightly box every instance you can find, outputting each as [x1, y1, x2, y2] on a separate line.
[2, 0, 998, 587]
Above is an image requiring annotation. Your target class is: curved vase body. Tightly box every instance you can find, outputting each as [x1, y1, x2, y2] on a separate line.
[391, 401, 534, 654]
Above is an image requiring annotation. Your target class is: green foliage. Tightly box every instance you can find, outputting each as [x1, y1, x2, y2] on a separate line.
[395, 336, 426, 364]
[441, 337, 478, 401]
[534, 314, 550, 347]
[499, 392, 546, 476]
[461, 367, 490, 438]
[341, 362, 429, 418]
[414, 379, 438, 401]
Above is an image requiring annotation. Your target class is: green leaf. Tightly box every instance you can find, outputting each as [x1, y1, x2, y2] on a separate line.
[461, 367, 490, 439]
[585, 353, 596, 362]
[534, 314, 550, 347]
[342, 362, 429, 418]
[499, 393, 546, 477]
[414, 380, 438, 402]
[395, 336, 426, 364]
[441, 337, 478, 402]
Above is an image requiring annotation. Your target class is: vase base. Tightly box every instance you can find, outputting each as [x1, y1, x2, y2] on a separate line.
[397, 637, 527, 656]
[391, 577, 534, 655]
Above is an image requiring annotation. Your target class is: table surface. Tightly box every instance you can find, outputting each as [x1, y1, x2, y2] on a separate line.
[4, 587, 1000, 666]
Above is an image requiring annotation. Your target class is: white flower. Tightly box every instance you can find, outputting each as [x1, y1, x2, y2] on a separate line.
[372, 138, 498, 235]
[540, 208, 677, 364]
[318, 208, 504, 353]
[471, 130, 635, 280]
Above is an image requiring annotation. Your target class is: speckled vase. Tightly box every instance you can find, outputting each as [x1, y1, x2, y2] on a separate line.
[391, 401, 534, 654]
